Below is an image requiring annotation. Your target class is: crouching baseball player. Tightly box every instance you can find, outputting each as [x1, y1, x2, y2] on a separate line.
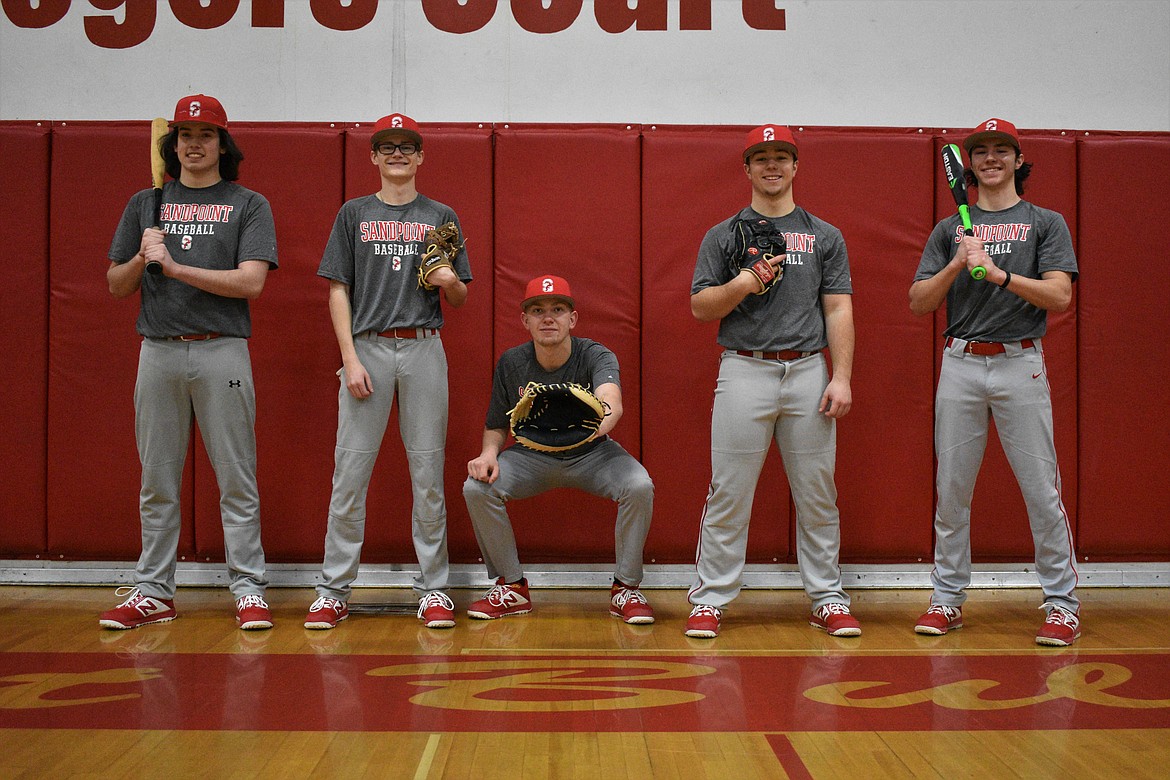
[463, 276, 656, 624]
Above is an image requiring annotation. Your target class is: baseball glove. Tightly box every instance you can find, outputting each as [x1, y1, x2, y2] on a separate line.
[730, 217, 787, 294]
[417, 221, 463, 290]
[508, 382, 607, 453]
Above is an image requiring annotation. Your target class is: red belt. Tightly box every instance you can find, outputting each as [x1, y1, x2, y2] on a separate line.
[167, 333, 221, 342]
[375, 328, 439, 339]
[736, 349, 816, 361]
[947, 338, 1035, 355]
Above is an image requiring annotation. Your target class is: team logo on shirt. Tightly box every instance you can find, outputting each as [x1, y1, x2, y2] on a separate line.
[952, 223, 1033, 257]
[160, 202, 234, 251]
[360, 219, 436, 263]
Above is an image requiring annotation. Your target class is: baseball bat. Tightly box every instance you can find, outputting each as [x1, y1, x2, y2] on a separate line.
[145, 117, 168, 275]
[941, 143, 986, 280]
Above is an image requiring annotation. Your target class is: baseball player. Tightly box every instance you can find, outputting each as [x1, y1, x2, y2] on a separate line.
[305, 113, 471, 631]
[910, 118, 1080, 646]
[463, 275, 655, 624]
[100, 94, 278, 631]
[685, 125, 860, 639]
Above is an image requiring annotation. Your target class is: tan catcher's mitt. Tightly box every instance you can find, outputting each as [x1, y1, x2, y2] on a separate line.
[508, 382, 606, 452]
[417, 221, 463, 290]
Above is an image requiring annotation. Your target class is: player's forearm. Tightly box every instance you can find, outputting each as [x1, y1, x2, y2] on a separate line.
[594, 383, 622, 437]
[107, 257, 145, 298]
[823, 295, 855, 384]
[690, 273, 757, 321]
[480, 428, 507, 456]
[994, 270, 1073, 312]
[168, 260, 269, 300]
[328, 281, 361, 365]
[441, 278, 468, 307]
[909, 260, 962, 316]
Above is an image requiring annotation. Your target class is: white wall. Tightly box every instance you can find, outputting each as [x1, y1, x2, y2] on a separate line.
[1, 0, 1167, 130]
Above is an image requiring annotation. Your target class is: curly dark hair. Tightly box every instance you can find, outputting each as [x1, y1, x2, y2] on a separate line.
[160, 127, 245, 181]
[964, 154, 1032, 196]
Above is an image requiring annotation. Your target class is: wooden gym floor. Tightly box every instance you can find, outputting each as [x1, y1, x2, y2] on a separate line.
[2, 585, 1168, 779]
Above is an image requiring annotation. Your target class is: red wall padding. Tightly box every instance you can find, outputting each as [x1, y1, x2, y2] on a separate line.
[0, 124, 50, 554]
[46, 123, 195, 559]
[1077, 135, 1170, 558]
[5, 122, 1168, 564]
[490, 125, 644, 564]
[191, 125, 346, 563]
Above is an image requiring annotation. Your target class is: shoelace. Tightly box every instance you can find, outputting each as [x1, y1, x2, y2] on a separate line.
[1040, 602, 1078, 627]
[417, 592, 455, 618]
[487, 584, 521, 606]
[690, 605, 721, 619]
[612, 588, 647, 608]
[237, 594, 268, 610]
[310, 596, 344, 613]
[819, 602, 851, 617]
[113, 586, 141, 606]
[926, 605, 960, 619]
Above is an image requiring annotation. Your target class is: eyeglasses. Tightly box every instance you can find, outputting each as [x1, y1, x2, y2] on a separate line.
[375, 142, 419, 156]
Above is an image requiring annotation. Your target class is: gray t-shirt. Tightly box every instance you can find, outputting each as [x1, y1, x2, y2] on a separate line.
[486, 336, 620, 458]
[109, 180, 278, 338]
[317, 193, 472, 334]
[915, 200, 1077, 341]
[692, 206, 852, 352]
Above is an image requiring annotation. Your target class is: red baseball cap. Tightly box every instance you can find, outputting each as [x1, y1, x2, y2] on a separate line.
[371, 113, 423, 148]
[521, 275, 574, 310]
[963, 117, 1020, 153]
[743, 124, 798, 161]
[171, 94, 228, 129]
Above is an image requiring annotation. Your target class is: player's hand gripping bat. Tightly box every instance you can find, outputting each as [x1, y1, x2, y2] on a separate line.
[941, 143, 986, 280]
[145, 117, 168, 275]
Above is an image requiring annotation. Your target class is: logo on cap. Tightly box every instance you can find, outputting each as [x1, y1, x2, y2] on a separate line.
[542, 278, 555, 293]
[763, 127, 775, 141]
[392, 116, 403, 128]
[188, 100, 202, 117]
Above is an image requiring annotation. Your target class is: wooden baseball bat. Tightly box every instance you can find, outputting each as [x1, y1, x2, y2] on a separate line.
[145, 117, 168, 274]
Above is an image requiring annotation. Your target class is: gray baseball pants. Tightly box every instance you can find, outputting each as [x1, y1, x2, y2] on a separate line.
[316, 332, 450, 600]
[133, 337, 267, 601]
[463, 439, 654, 587]
[690, 351, 849, 611]
[930, 338, 1079, 612]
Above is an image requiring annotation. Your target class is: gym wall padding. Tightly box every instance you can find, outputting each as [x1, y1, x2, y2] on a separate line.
[0, 124, 50, 555]
[490, 125, 644, 564]
[1077, 135, 1170, 559]
[2, 121, 1167, 566]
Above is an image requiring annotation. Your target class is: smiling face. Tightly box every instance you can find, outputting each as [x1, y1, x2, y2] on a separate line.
[174, 122, 223, 182]
[370, 132, 423, 182]
[968, 142, 1023, 191]
[521, 297, 577, 349]
[744, 145, 798, 199]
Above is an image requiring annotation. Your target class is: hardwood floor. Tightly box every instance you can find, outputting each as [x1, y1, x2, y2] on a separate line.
[2, 586, 1167, 778]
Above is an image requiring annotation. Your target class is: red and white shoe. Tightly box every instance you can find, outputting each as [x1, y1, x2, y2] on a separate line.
[99, 587, 177, 630]
[236, 594, 274, 630]
[810, 602, 862, 637]
[914, 604, 963, 635]
[610, 584, 655, 624]
[304, 596, 348, 630]
[467, 578, 532, 620]
[684, 604, 722, 638]
[1036, 603, 1081, 646]
[418, 591, 456, 629]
